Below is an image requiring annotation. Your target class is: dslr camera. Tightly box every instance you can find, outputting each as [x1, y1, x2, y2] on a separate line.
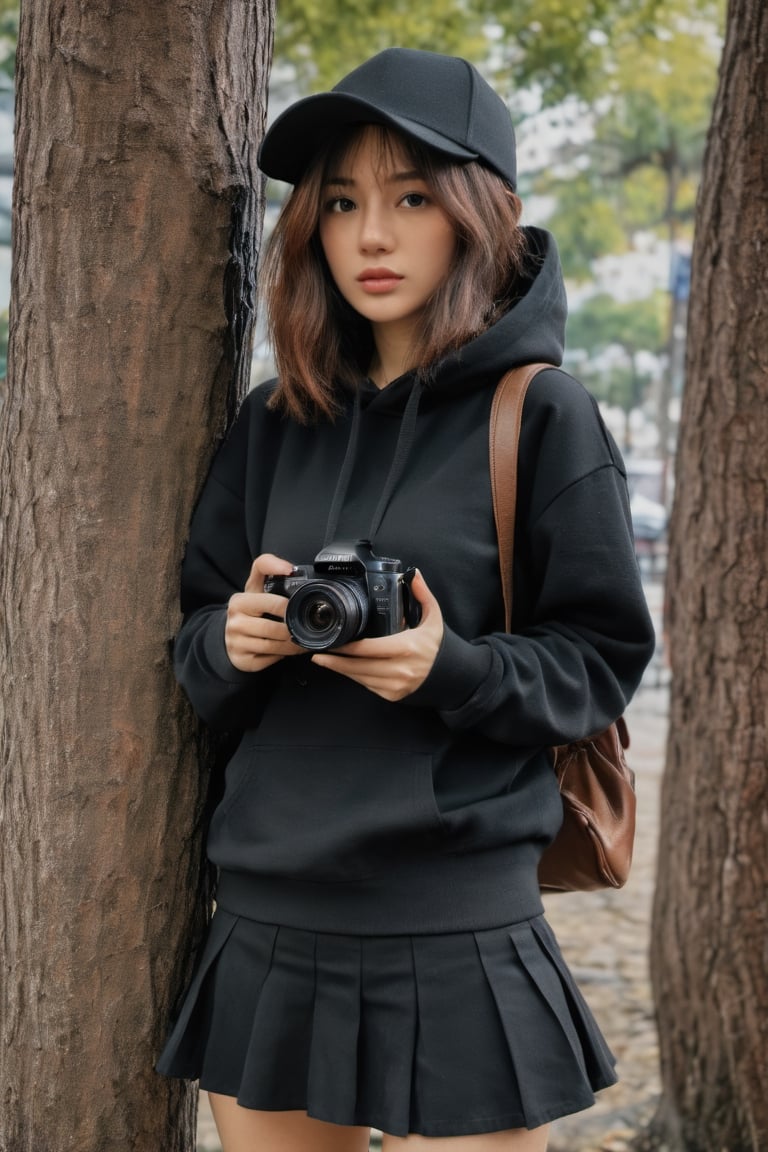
[264, 539, 417, 652]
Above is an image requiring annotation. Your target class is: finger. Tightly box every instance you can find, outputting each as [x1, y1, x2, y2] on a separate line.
[324, 631, 425, 658]
[312, 652, 376, 673]
[312, 653, 413, 681]
[244, 553, 294, 594]
[324, 638, 399, 658]
[253, 640, 303, 659]
[228, 649, 290, 674]
[228, 615, 292, 642]
[310, 656, 409, 699]
[229, 636, 302, 663]
[408, 568, 438, 616]
[229, 591, 291, 619]
[311, 654, 386, 684]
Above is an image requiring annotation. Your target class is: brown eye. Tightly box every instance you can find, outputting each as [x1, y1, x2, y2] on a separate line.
[327, 197, 356, 214]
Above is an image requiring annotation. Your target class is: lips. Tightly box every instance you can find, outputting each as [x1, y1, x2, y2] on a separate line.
[358, 267, 403, 281]
[357, 267, 404, 294]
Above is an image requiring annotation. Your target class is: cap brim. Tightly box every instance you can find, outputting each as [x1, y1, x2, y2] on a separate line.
[258, 92, 478, 184]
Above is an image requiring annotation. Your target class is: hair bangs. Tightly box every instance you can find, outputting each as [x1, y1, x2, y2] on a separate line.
[321, 123, 428, 188]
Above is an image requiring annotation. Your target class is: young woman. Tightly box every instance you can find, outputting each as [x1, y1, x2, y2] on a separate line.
[157, 48, 655, 1152]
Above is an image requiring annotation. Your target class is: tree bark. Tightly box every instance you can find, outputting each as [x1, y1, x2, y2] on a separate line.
[648, 0, 768, 1148]
[0, 2, 273, 1149]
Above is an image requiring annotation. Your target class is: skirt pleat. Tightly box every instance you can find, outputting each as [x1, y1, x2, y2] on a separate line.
[355, 937, 418, 1135]
[409, 932, 527, 1135]
[476, 923, 606, 1129]
[306, 932, 362, 1121]
[156, 910, 617, 1137]
[156, 909, 239, 1080]
[237, 926, 315, 1109]
[530, 917, 617, 1085]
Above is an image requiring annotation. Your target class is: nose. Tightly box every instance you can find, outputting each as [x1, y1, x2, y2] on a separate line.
[358, 203, 393, 253]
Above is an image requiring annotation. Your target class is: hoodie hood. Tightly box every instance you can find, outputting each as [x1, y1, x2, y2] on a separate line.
[361, 226, 567, 415]
[322, 227, 567, 544]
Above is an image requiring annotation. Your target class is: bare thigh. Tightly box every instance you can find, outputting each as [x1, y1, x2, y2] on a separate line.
[207, 1093, 371, 1152]
[382, 1124, 549, 1152]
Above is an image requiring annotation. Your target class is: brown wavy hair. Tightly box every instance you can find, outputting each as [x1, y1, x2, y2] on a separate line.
[261, 124, 526, 422]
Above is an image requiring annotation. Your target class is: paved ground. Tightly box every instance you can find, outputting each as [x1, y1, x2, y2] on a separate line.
[196, 580, 668, 1152]
[545, 582, 667, 1152]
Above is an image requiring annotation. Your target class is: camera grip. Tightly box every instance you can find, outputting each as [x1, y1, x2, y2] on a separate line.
[402, 567, 422, 629]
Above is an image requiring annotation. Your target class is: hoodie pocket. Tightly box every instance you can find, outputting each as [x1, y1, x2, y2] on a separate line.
[211, 743, 445, 883]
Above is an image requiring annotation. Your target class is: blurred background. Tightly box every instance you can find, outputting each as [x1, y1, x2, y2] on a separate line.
[0, 1, 725, 576]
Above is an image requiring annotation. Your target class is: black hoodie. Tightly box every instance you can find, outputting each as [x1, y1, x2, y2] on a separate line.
[174, 228, 655, 934]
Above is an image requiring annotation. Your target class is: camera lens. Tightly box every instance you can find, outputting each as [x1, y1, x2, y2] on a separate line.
[286, 579, 369, 651]
[306, 600, 336, 633]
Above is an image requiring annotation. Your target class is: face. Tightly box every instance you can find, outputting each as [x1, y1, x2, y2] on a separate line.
[317, 128, 457, 352]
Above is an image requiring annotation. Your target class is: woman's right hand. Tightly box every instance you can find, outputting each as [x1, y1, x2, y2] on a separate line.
[225, 553, 304, 672]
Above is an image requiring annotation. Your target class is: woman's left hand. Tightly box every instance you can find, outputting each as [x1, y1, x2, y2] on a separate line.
[311, 569, 444, 702]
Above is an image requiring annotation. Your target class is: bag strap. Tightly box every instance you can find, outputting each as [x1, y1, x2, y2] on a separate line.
[490, 363, 554, 632]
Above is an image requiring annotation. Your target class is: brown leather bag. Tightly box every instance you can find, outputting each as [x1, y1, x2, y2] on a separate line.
[490, 364, 637, 893]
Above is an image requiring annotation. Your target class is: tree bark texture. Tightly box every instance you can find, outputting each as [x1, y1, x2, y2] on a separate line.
[0, 2, 273, 1149]
[649, 0, 768, 1148]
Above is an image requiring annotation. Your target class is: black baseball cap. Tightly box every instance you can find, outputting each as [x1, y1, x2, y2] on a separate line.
[258, 48, 517, 189]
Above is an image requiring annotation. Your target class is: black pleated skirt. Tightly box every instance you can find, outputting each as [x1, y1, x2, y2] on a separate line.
[157, 906, 616, 1137]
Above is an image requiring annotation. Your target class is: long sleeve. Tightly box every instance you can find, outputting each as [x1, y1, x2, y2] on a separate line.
[173, 393, 281, 731]
[406, 372, 655, 746]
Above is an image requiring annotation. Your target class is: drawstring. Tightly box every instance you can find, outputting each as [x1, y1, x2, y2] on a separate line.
[366, 379, 423, 540]
[322, 378, 424, 547]
[323, 388, 363, 546]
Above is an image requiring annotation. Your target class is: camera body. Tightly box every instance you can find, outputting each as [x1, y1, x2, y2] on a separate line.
[264, 539, 414, 652]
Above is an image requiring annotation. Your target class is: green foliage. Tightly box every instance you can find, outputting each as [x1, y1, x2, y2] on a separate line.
[616, 168, 668, 233]
[614, 164, 699, 235]
[592, 15, 720, 205]
[279, 0, 666, 106]
[529, 4, 721, 280]
[0, 0, 16, 81]
[568, 291, 666, 356]
[479, 0, 667, 108]
[566, 291, 667, 412]
[274, 0, 487, 91]
[274, 0, 723, 108]
[541, 175, 626, 281]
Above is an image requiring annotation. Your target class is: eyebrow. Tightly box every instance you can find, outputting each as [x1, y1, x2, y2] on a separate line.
[323, 169, 424, 186]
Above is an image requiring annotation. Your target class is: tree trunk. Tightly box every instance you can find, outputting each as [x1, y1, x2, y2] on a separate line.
[0, 2, 273, 1149]
[648, 0, 768, 1148]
